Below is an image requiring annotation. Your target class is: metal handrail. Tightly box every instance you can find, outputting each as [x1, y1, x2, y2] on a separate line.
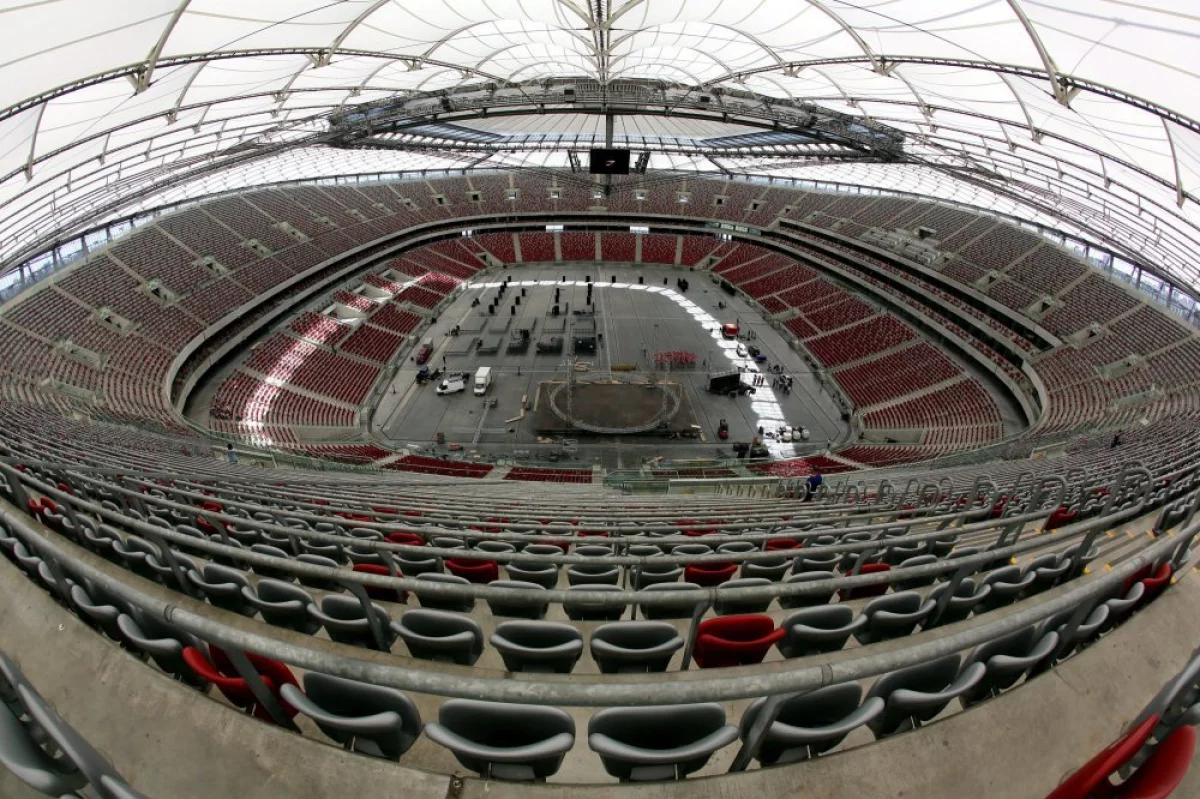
[2, 462, 1161, 609]
[3, 493, 1193, 708]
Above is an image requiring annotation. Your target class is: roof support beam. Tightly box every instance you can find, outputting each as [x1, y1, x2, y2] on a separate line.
[997, 74, 1042, 143]
[24, 103, 48, 180]
[1161, 118, 1186, 208]
[135, 0, 192, 93]
[1003, 0, 1078, 107]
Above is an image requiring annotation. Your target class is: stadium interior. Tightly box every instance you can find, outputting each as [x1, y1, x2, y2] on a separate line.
[0, 3, 1199, 798]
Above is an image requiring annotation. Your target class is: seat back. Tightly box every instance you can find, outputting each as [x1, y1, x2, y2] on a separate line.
[590, 621, 683, 673]
[298, 672, 422, 759]
[779, 571, 836, 609]
[433, 699, 575, 780]
[866, 653, 962, 737]
[415, 572, 474, 612]
[491, 621, 583, 673]
[564, 584, 625, 621]
[588, 703, 734, 781]
[486, 580, 549, 619]
[394, 608, 483, 665]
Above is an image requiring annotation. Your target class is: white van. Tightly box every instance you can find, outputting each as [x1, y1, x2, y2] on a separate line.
[473, 366, 492, 396]
[436, 373, 467, 396]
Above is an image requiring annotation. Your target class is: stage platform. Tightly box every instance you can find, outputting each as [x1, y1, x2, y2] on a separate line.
[532, 379, 703, 437]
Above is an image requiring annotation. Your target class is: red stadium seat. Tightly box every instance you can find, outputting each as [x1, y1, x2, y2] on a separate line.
[839, 563, 892, 601]
[1114, 724, 1196, 799]
[765, 538, 800, 552]
[1044, 714, 1159, 799]
[692, 615, 784, 668]
[385, 532, 425, 547]
[352, 563, 409, 602]
[685, 562, 737, 587]
[445, 558, 499, 584]
[182, 646, 299, 723]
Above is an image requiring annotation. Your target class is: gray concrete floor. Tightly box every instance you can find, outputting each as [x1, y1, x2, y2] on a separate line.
[372, 265, 848, 468]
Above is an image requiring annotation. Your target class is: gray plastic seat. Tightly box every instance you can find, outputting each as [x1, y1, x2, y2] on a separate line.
[1102, 581, 1145, 631]
[778, 605, 867, 658]
[958, 625, 1060, 707]
[926, 534, 958, 558]
[714, 577, 773, 615]
[716, 541, 757, 556]
[575, 544, 615, 557]
[883, 540, 925, 566]
[0, 691, 88, 796]
[391, 608, 484, 665]
[564, 584, 625, 621]
[588, 703, 739, 782]
[294, 554, 342, 591]
[415, 572, 474, 612]
[243, 543, 292, 582]
[892, 554, 939, 590]
[346, 545, 385, 567]
[4, 657, 132, 797]
[299, 538, 346, 564]
[835, 533, 875, 572]
[925, 578, 992, 627]
[504, 559, 560, 589]
[1030, 604, 1111, 672]
[204, 536, 245, 569]
[187, 564, 257, 617]
[99, 775, 152, 799]
[486, 580, 548, 619]
[425, 699, 575, 781]
[639, 582, 703, 620]
[633, 563, 682, 589]
[141, 548, 200, 591]
[591, 621, 683, 673]
[475, 540, 516, 554]
[491, 621, 584, 673]
[1025, 553, 1071, 595]
[741, 556, 790, 582]
[396, 551, 441, 577]
[669, 543, 711, 556]
[793, 552, 840, 574]
[111, 535, 161, 582]
[978, 565, 1037, 611]
[242, 579, 319, 634]
[778, 571, 836, 609]
[69, 583, 124, 641]
[227, 525, 260, 546]
[568, 562, 621, 586]
[855, 591, 936, 645]
[740, 683, 885, 764]
[308, 594, 396, 651]
[115, 613, 206, 687]
[280, 672, 421, 760]
[865, 654, 986, 738]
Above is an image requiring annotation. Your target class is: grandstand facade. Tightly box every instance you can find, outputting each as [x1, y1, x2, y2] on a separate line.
[0, 3, 1199, 799]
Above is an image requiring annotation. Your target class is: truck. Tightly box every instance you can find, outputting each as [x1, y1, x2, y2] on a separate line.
[473, 366, 492, 396]
[721, 322, 739, 339]
[415, 337, 434, 365]
[707, 369, 756, 397]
